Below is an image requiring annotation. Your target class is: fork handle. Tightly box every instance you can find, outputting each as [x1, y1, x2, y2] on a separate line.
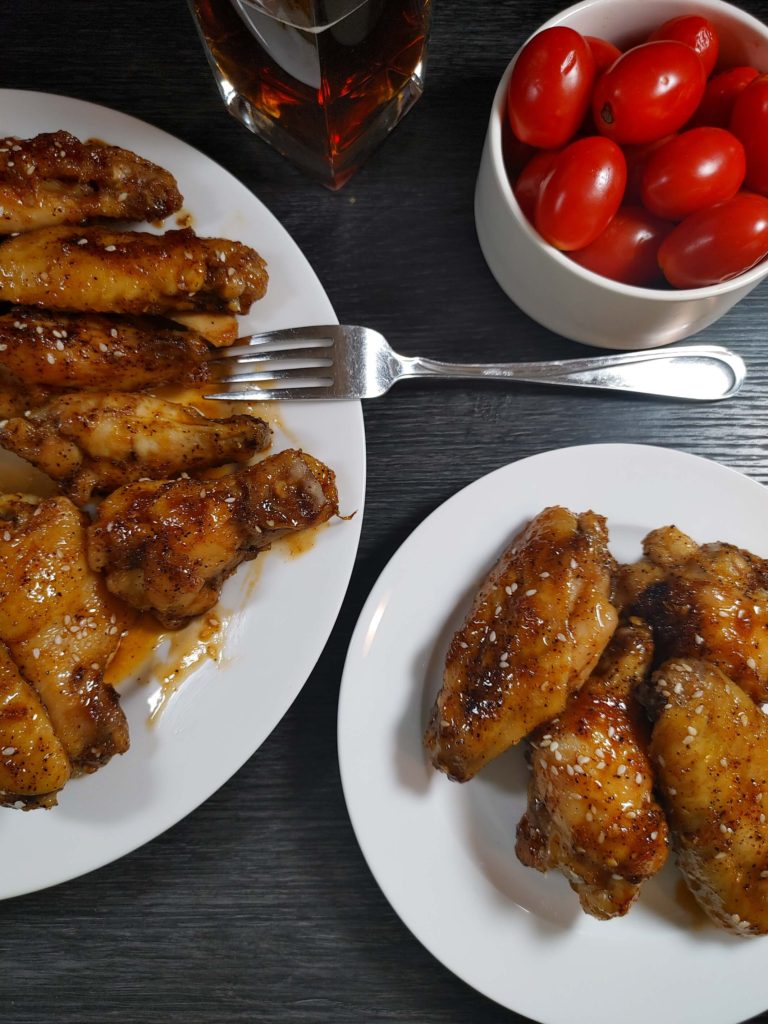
[398, 344, 745, 401]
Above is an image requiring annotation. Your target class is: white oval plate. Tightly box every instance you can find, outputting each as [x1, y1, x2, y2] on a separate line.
[338, 444, 768, 1024]
[0, 90, 365, 900]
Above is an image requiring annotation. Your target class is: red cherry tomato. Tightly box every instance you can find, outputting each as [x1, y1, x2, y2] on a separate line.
[502, 117, 535, 179]
[641, 128, 746, 220]
[730, 74, 768, 195]
[623, 136, 675, 203]
[535, 136, 627, 251]
[648, 15, 719, 78]
[688, 66, 759, 128]
[593, 40, 706, 144]
[658, 191, 768, 287]
[514, 150, 561, 223]
[586, 36, 621, 74]
[579, 37, 622, 133]
[507, 27, 596, 148]
[569, 206, 673, 286]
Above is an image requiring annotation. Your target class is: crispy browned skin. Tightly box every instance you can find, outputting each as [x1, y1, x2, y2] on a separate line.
[0, 366, 54, 418]
[0, 641, 71, 809]
[88, 449, 339, 628]
[516, 620, 668, 920]
[0, 225, 268, 315]
[0, 307, 212, 390]
[0, 131, 182, 235]
[0, 494, 130, 772]
[424, 507, 618, 782]
[0, 392, 271, 505]
[615, 525, 699, 610]
[646, 658, 768, 935]
[620, 525, 768, 703]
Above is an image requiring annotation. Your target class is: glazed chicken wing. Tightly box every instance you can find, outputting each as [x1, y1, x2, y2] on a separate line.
[0, 307, 212, 390]
[0, 641, 71, 809]
[0, 494, 130, 771]
[88, 449, 339, 628]
[0, 131, 182, 235]
[0, 392, 271, 505]
[516, 620, 668, 919]
[620, 525, 768, 703]
[0, 225, 268, 315]
[645, 658, 768, 935]
[424, 507, 618, 782]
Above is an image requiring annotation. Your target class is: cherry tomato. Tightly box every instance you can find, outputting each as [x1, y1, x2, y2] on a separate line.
[688, 66, 759, 128]
[593, 41, 706, 144]
[658, 191, 768, 287]
[578, 37, 622, 133]
[730, 74, 768, 195]
[586, 36, 621, 74]
[535, 136, 627, 251]
[514, 149, 561, 223]
[507, 27, 596, 148]
[648, 15, 719, 78]
[623, 136, 675, 203]
[569, 206, 673, 286]
[502, 117, 535, 180]
[641, 128, 746, 220]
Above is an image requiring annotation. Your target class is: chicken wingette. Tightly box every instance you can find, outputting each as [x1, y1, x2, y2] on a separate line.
[0, 392, 271, 505]
[0, 225, 268, 315]
[0, 641, 71, 809]
[88, 449, 339, 628]
[620, 525, 768, 704]
[516, 620, 668, 919]
[0, 307, 213, 390]
[424, 507, 618, 782]
[645, 657, 768, 935]
[0, 494, 130, 772]
[0, 131, 182, 234]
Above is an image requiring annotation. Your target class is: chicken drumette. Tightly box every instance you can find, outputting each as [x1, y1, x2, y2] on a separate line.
[424, 507, 618, 782]
[516, 620, 668, 919]
[88, 449, 339, 628]
[0, 392, 271, 505]
[0, 131, 182, 234]
[619, 525, 768, 704]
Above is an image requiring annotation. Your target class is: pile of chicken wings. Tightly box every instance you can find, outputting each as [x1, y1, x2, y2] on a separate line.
[425, 506, 768, 936]
[0, 132, 338, 810]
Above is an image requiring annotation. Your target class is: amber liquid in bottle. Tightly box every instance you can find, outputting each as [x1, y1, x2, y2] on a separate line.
[191, 0, 431, 188]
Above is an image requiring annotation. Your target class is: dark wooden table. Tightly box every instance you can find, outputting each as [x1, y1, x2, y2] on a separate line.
[4, 1, 768, 1021]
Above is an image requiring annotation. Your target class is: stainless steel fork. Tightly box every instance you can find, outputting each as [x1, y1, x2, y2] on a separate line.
[203, 325, 746, 402]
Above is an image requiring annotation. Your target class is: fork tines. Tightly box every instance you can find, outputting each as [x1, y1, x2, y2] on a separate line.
[204, 328, 337, 400]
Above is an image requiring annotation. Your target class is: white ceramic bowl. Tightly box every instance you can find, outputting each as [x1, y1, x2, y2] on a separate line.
[475, 0, 768, 350]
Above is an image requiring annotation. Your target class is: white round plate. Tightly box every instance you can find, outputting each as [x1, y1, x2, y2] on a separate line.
[338, 444, 768, 1024]
[0, 90, 365, 900]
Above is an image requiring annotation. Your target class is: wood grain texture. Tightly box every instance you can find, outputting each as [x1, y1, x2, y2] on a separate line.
[3, 1, 768, 1021]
